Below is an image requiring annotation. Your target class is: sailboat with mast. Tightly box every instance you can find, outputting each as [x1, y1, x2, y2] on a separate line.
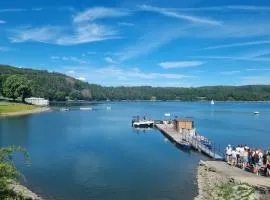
[211, 99, 215, 105]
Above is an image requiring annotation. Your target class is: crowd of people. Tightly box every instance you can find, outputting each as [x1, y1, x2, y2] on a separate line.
[225, 144, 270, 176]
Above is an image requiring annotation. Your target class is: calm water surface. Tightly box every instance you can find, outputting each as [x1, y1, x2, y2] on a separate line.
[0, 102, 270, 200]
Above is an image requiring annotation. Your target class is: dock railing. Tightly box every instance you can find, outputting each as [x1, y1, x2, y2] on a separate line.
[182, 130, 224, 160]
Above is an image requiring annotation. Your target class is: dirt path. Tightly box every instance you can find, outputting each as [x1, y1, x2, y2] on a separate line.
[195, 161, 270, 200]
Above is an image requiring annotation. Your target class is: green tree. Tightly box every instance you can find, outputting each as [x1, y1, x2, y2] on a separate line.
[55, 91, 66, 101]
[69, 90, 82, 100]
[2, 75, 32, 102]
[0, 146, 29, 199]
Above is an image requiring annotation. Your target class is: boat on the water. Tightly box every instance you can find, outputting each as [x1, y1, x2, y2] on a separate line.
[132, 116, 154, 128]
[211, 99, 215, 105]
[132, 120, 154, 128]
[60, 108, 69, 112]
[164, 113, 171, 117]
[253, 111, 260, 115]
[80, 107, 92, 111]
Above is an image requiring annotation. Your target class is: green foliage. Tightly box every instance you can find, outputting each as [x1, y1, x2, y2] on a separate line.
[0, 146, 29, 199]
[1, 65, 270, 101]
[2, 75, 32, 101]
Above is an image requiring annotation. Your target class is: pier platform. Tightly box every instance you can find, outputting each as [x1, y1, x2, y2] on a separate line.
[155, 123, 223, 160]
[155, 124, 191, 148]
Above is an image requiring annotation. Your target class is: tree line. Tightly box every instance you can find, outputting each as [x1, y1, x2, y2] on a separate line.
[1, 65, 270, 101]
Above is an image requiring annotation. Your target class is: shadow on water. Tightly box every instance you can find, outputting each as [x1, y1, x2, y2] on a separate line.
[133, 127, 193, 155]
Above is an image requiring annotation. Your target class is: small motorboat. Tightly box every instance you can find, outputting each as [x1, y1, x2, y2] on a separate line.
[60, 108, 69, 112]
[211, 99, 215, 105]
[164, 113, 171, 117]
[80, 107, 92, 111]
[253, 111, 260, 115]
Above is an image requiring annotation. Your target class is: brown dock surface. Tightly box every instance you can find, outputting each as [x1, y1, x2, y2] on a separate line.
[155, 123, 223, 160]
[155, 124, 185, 144]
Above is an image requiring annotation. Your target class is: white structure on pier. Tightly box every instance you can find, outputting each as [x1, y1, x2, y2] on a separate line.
[25, 97, 49, 106]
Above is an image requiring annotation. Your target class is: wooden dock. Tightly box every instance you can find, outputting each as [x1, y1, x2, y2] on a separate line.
[184, 134, 223, 160]
[155, 124, 191, 148]
[155, 123, 224, 160]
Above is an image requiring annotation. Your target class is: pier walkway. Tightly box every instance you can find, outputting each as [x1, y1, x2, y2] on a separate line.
[155, 123, 224, 160]
[155, 124, 190, 147]
[184, 134, 223, 160]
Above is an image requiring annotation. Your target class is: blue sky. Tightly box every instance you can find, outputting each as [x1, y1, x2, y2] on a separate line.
[1, 0, 270, 86]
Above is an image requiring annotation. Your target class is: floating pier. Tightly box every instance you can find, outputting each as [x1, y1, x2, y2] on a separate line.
[133, 116, 224, 160]
[155, 120, 223, 160]
[155, 124, 191, 149]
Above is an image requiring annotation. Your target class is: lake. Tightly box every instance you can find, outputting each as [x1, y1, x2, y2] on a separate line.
[0, 102, 270, 200]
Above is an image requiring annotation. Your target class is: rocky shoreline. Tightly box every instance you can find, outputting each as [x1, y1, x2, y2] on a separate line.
[195, 160, 270, 200]
[7, 180, 42, 200]
[0, 107, 50, 117]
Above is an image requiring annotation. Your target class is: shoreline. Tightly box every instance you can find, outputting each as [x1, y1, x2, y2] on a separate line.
[8, 181, 42, 200]
[0, 107, 51, 117]
[195, 160, 270, 200]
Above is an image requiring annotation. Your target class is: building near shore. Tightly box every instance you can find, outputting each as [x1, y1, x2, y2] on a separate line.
[25, 97, 49, 106]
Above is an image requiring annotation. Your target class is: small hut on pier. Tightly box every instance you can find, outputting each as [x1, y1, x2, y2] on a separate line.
[174, 119, 196, 136]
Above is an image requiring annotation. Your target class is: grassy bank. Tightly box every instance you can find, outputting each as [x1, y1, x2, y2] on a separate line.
[0, 102, 37, 113]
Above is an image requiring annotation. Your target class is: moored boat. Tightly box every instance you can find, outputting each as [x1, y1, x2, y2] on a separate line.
[132, 120, 154, 128]
[60, 108, 69, 112]
[80, 107, 92, 111]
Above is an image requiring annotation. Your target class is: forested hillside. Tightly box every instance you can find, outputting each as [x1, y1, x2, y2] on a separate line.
[1, 65, 270, 101]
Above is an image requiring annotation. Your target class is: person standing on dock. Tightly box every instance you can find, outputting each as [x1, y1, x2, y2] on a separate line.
[226, 145, 232, 165]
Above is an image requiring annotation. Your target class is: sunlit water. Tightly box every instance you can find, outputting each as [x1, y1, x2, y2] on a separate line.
[0, 102, 270, 200]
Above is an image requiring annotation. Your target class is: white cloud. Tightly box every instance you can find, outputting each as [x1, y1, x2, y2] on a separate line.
[0, 8, 26, 12]
[56, 23, 119, 45]
[241, 75, 270, 85]
[9, 23, 119, 45]
[51, 56, 88, 64]
[0, 19, 6, 24]
[96, 66, 191, 80]
[139, 5, 222, 26]
[0, 7, 74, 12]
[159, 61, 204, 69]
[118, 22, 134, 26]
[119, 25, 189, 61]
[9, 25, 62, 43]
[167, 5, 270, 12]
[204, 40, 270, 50]
[246, 68, 270, 71]
[67, 70, 75, 74]
[0, 46, 13, 52]
[77, 77, 86, 81]
[220, 70, 241, 75]
[104, 57, 117, 64]
[73, 7, 130, 23]
[225, 5, 270, 11]
[195, 50, 270, 62]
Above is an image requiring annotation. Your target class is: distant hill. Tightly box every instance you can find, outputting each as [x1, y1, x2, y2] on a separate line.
[1, 65, 270, 101]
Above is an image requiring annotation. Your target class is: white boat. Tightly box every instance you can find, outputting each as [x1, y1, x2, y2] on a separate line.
[132, 120, 154, 127]
[60, 108, 69, 112]
[164, 113, 171, 117]
[80, 107, 92, 111]
[211, 99, 215, 105]
[253, 111, 260, 115]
